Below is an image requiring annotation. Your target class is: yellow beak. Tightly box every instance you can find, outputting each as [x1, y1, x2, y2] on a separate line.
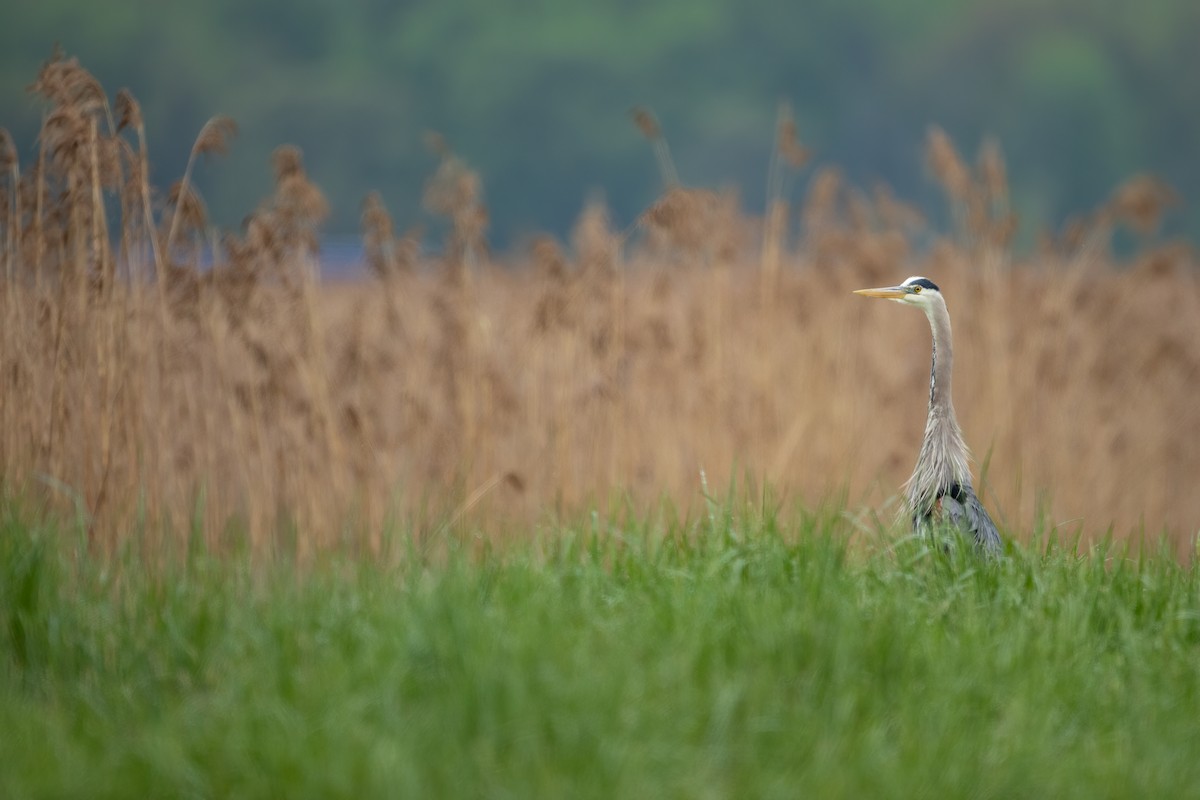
[853, 286, 907, 299]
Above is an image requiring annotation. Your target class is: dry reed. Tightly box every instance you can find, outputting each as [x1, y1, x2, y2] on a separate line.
[3, 53, 1199, 558]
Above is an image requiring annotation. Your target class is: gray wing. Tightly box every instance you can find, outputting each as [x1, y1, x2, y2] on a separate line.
[940, 484, 1002, 555]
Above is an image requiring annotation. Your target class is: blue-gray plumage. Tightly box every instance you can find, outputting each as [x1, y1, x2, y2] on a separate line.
[854, 277, 1001, 554]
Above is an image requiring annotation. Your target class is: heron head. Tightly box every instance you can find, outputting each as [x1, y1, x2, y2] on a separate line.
[853, 276, 942, 308]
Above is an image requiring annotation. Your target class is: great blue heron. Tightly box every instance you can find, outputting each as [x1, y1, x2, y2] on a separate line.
[854, 276, 1001, 554]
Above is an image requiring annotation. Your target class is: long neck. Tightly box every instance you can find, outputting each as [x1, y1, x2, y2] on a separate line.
[906, 297, 972, 514]
[927, 296, 955, 414]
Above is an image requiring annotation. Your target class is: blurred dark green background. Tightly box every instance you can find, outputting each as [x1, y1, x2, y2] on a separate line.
[2, 0, 1197, 248]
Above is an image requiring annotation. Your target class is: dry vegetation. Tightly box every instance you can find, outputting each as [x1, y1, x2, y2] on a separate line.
[2, 54, 1199, 556]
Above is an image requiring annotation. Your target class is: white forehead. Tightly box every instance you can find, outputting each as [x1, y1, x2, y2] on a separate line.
[901, 276, 927, 286]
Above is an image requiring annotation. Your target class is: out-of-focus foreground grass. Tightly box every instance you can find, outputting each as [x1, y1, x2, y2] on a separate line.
[2, 497, 1199, 798]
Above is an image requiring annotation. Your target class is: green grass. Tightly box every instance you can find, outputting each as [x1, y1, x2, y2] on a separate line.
[2, 497, 1199, 799]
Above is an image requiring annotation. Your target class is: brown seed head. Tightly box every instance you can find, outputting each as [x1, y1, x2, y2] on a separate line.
[531, 234, 567, 281]
[195, 116, 238, 159]
[272, 144, 304, 182]
[279, 175, 331, 227]
[166, 179, 209, 238]
[572, 199, 618, 276]
[0, 128, 15, 173]
[42, 106, 90, 179]
[777, 114, 810, 170]
[641, 187, 728, 255]
[801, 167, 843, 230]
[121, 138, 144, 183]
[244, 214, 280, 263]
[361, 191, 406, 280]
[17, 163, 42, 212]
[976, 138, 1008, 201]
[630, 107, 661, 140]
[114, 89, 143, 132]
[28, 48, 74, 104]
[1109, 174, 1180, 236]
[463, 203, 488, 237]
[925, 125, 971, 201]
[96, 131, 125, 191]
[1132, 242, 1193, 282]
[361, 191, 394, 240]
[424, 130, 450, 158]
[266, 145, 329, 234]
[423, 157, 480, 218]
[29, 50, 107, 119]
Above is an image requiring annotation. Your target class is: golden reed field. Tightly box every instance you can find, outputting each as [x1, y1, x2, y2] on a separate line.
[2, 54, 1199, 555]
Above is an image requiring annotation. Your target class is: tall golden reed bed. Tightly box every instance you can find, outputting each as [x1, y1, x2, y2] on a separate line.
[2, 54, 1198, 555]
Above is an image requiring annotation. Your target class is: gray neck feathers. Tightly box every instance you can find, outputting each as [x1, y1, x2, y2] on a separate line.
[905, 295, 973, 516]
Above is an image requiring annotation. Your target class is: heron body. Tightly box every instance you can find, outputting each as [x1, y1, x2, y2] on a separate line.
[854, 276, 1002, 554]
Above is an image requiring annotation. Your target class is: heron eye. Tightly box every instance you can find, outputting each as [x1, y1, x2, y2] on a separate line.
[911, 285, 922, 294]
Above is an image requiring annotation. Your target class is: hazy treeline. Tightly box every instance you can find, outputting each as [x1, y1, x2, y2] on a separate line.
[2, 0, 1197, 245]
